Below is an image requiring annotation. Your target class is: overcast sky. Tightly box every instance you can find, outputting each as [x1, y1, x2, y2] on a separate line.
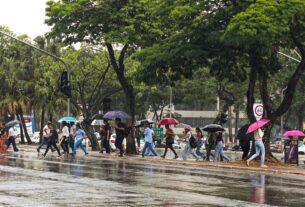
[0, 0, 50, 39]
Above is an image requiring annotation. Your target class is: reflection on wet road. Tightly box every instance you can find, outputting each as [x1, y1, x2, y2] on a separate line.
[0, 151, 304, 206]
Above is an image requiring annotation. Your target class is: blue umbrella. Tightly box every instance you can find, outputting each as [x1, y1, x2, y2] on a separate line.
[58, 117, 78, 123]
[103, 111, 130, 120]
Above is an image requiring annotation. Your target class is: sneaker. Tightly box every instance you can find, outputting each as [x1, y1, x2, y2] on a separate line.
[161, 156, 165, 159]
[85, 153, 89, 156]
[261, 165, 268, 168]
[174, 155, 178, 159]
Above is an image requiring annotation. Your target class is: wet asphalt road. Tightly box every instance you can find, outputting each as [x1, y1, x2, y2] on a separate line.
[0, 151, 305, 207]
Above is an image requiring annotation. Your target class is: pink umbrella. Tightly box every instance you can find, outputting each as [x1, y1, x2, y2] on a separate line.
[246, 119, 270, 134]
[283, 130, 305, 137]
[175, 123, 192, 129]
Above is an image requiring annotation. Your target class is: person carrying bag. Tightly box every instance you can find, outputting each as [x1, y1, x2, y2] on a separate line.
[161, 125, 178, 159]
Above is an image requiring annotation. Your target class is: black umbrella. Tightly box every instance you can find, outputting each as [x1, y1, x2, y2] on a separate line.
[202, 124, 225, 132]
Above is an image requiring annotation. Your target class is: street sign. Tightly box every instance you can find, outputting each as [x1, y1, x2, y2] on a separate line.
[253, 103, 264, 121]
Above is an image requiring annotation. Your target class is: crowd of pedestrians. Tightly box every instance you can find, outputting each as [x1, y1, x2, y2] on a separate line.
[0, 118, 269, 168]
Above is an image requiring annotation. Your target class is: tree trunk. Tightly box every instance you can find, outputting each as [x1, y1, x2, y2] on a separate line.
[297, 105, 305, 131]
[16, 113, 25, 144]
[19, 108, 32, 144]
[234, 106, 240, 144]
[106, 43, 137, 155]
[228, 106, 233, 143]
[82, 119, 101, 151]
[39, 105, 45, 144]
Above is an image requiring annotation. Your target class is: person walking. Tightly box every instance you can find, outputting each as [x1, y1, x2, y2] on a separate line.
[43, 123, 61, 158]
[135, 126, 142, 153]
[71, 123, 88, 156]
[114, 118, 126, 157]
[182, 128, 201, 161]
[214, 131, 230, 162]
[37, 121, 54, 153]
[6, 126, 18, 152]
[100, 119, 111, 154]
[142, 122, 158, 158]
[161, 125, 178, 159]
[247, 127, 267, 168]
[60, 121, 70, 155]
[195, 128, 205, 159]
[237, 124, 252, 160]
[205, 132, 214, 161]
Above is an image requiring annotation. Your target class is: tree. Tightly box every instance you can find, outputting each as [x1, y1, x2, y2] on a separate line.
[224, 0, 305, 160]
[45, 0, 163, 154]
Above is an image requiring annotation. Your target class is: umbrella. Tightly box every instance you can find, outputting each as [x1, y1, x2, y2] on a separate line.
[246, 119, 270, 134]
[158, 118, 179, 125]
[5, 120, 19, 128]
[135, 119, 155, 127]
[91, 119, 105, 126]
[58, 117, 78, 123]
[176, 123, 192, 129]
[202, 124, 225, 132]
[103, 111, 130, 120]
[283, 130, 305, 137]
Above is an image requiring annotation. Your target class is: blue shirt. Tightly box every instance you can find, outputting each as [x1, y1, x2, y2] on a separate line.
[144, 128, 152, 143]
[75, 129, 86, 141]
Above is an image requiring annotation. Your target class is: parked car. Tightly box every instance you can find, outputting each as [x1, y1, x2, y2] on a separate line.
[270, 137, 286, 153]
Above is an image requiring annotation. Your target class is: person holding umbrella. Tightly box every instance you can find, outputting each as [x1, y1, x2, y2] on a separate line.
[100, 119, 111, 154]
[213, 131, 230, 162]
[114, 118, 127, 157]
[161, 125, 178, 159]
[246, 123, 268, 167]
[142, 122, 158, 158]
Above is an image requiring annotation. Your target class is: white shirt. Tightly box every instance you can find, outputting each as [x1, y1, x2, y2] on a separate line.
[43, 125, 50, 137]
[62, 126, 70, 137]
[8, 128, 16, 137]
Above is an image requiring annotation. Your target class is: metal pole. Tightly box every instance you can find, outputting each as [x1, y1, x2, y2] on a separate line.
[0, 31, 71, 116]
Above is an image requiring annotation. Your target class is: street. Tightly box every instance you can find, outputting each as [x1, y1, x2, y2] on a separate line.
[0, 150, 304, 206]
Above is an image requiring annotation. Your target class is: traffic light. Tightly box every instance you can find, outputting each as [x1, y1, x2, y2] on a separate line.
[103, 98, 111, 113]
[59, 71, 71, 98]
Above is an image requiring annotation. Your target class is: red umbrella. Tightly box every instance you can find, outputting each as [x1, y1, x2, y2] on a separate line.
[158, 118, 179, 125]
[246, 119, 270, 134]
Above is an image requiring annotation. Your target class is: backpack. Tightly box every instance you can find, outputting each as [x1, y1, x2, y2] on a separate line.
[189, 135, 197, 148]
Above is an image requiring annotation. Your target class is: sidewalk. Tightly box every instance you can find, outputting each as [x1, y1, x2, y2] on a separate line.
[18, 144, 305, 177]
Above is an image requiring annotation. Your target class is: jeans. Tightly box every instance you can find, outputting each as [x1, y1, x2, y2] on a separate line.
[182, 142, 201, 160]
[241, 144, 250, 160]
[115, 137, 124, 156]
[72, 139, 88, 155]
[145, 142, 156, 155]
[196, 140, 204, 157]
[214, 141, 230, 162]
[142, 142, 158, 157]
[248, 140, 265, 165]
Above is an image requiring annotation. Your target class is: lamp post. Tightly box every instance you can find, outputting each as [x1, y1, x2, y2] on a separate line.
[0, 31, 71, 116]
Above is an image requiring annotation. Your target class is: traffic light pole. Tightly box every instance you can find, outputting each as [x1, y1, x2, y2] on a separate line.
[0, 31, 71, 116]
